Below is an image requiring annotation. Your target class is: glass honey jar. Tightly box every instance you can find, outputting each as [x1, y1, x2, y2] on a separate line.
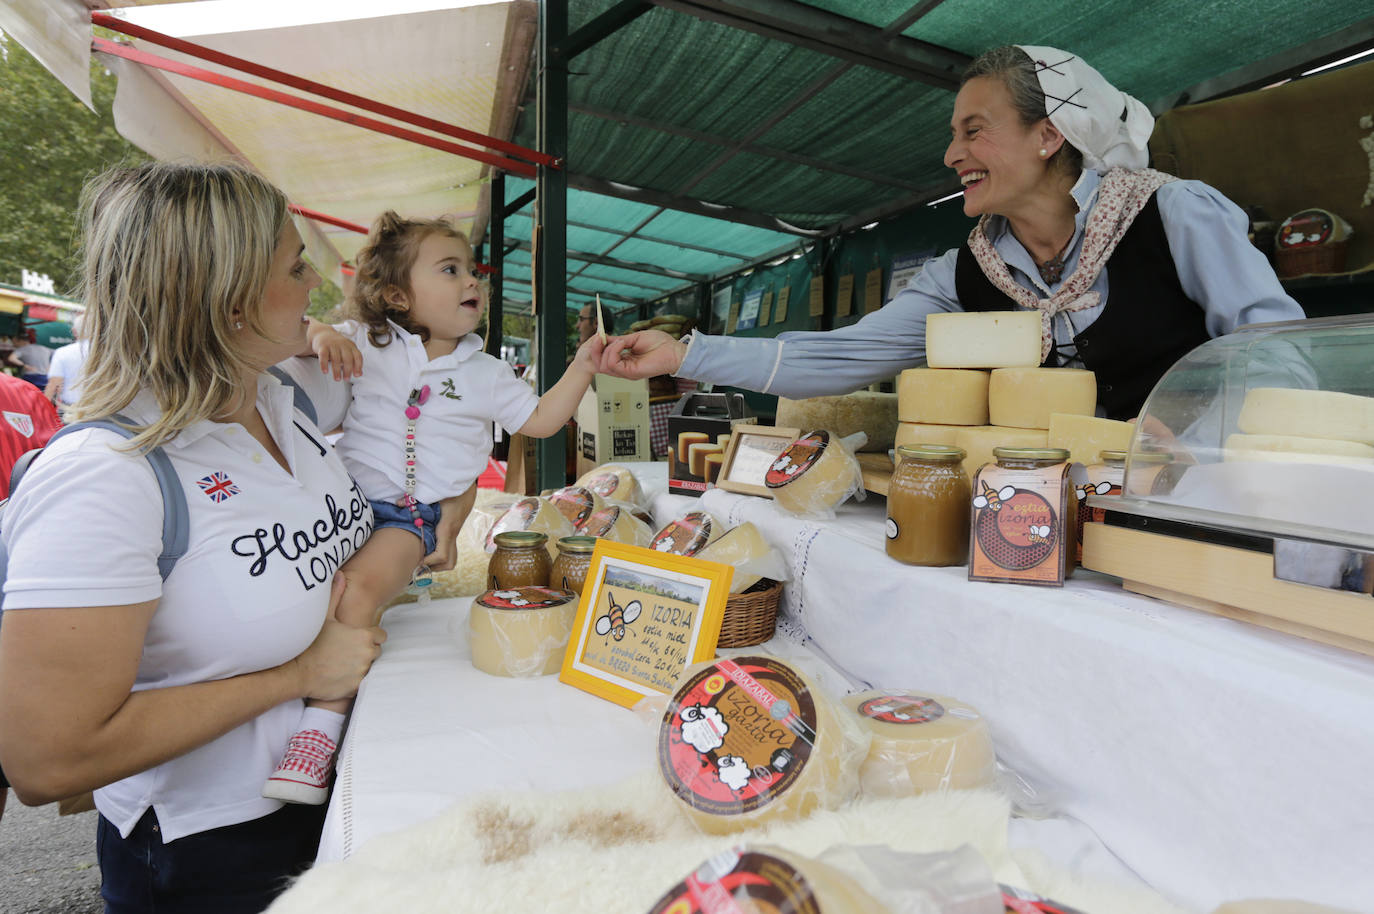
[488, 530, 550, 590]
[886, 444, 971, 566]
[550, 535, 597, 597]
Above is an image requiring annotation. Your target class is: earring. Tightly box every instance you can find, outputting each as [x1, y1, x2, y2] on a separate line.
[235, 321, 243, 330]
[1038, 148, 1048, 158]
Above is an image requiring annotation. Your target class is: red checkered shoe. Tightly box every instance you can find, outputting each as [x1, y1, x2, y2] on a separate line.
[261, 728, 337, 805]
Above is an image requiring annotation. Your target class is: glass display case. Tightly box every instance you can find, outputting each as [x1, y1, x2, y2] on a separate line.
[1082, 314, 1374, 654]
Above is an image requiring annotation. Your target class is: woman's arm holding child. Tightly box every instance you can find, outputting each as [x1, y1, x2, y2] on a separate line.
[518, 337, 605, 438]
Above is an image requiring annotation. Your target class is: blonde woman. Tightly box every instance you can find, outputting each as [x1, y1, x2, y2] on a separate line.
[0, 161, 386, 913]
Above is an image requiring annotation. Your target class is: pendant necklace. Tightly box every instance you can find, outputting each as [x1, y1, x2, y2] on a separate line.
[1036, 232, 1074, 285]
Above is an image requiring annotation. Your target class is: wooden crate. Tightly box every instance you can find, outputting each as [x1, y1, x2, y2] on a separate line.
[1082, 521, 1374, 656]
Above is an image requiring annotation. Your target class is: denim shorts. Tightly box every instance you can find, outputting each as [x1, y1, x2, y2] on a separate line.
[369, 498, 440, 555]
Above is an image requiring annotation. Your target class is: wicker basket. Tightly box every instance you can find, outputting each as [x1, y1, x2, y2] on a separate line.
[718, 578, 783, 648]
[1275, 239, 1348, 278]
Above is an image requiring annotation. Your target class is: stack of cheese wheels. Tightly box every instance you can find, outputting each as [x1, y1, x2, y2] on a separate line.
[547, 485, 606, 530]
[765, 430, 864, 515]
[485, 496, 574, 562]
[581, 502, 654, 547]
[575, 463, 645, 507]
[657, 655, 867, 834]
[1228, 387, 1374, 466]
[842, 689, 996, 797]
[898, 312, 1097, 479]
[776, 391, 898, 452]
[697, 521, 772, 593]
[649, 511, 726, 556]
[646, 845, 887, 914]
[467, 586, 577, 677]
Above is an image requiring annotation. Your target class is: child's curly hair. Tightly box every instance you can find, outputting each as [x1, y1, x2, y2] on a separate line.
[349, 210, 474, 348]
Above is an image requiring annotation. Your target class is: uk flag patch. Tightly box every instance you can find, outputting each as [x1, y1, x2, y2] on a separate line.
[197, 471, 240, 503]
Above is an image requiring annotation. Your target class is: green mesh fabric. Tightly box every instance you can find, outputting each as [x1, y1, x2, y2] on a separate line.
[500, 0, 1368, 315]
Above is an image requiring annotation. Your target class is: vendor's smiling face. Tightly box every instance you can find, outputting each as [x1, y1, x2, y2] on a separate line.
[944, 76, 1053, 219]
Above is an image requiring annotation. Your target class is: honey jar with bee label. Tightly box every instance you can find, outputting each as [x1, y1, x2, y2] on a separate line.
[886, 444, 971, 567]
[969, 447, 1074, 586]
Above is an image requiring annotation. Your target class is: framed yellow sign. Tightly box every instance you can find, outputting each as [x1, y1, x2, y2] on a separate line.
[560, 540, 731, 708]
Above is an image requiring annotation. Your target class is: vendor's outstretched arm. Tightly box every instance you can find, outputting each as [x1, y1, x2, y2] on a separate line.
[602, 252, 960, 399]
[519, 336, 604, 437]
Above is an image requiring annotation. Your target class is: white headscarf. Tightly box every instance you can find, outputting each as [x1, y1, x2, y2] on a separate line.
[1015, 46, 1154, 171]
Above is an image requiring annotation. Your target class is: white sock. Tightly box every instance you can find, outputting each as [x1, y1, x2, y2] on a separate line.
[297, 707, 346, 743]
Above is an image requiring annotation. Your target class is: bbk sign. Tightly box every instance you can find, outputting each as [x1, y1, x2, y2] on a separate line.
[21, 269, 55, 295]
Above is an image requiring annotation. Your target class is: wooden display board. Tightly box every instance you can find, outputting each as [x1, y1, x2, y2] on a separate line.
[715, 425, 800, 497]
[560, 540, 731, 708]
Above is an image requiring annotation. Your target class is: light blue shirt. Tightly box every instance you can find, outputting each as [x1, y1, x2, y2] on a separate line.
[680, 170, 1303, 399]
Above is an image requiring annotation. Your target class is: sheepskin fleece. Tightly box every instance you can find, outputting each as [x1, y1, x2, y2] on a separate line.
[268, 775, 1190, 914]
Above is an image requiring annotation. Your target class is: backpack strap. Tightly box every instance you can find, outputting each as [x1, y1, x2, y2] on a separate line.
[5, 416, 188, 581]
[266, 365, 319, 426]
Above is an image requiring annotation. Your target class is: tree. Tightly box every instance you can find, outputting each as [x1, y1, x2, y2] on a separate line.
[0, 30, 149, 293]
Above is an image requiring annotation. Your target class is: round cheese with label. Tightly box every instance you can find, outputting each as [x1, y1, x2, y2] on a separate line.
[582, 503, 654, 548]
[486, 497, 574, 562]
[647, 845, 885, 914]
[765, 430, 863, 516]
[650, 511, 726, 556]
[697, 522, 772, 593]
[1237, 387, 1374, 447]
[842, 690, 997, 797]
[547, 485, 606, 530]
[658, 655, 866, 834]
[468, 586, 577, 677]
[575, 464, 645, 506]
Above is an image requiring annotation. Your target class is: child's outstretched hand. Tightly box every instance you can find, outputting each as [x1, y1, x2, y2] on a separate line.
[312, 327, 364, 380]
[570, 334, 606, 376]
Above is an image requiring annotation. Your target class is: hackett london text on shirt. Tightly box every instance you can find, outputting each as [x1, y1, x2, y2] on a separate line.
[230, 477, 374, 592]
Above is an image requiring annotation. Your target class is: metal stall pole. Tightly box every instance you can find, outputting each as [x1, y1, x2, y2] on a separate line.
[485, 172, 506, 362]
[535, 0, 570, 492]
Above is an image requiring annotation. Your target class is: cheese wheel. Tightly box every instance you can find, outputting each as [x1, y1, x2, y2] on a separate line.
[988, 367, 1096, 429]
[468, 586, 577, 677]
[697, 522, 772, 593]
[677, 431, 710, 464]
[486, 496, 574, 562]
[953, 426, 1048, 480]
[647, 845, 885, 914]
[897, 368, 989, 425]
[650, 511, 726, 556]
[1238, 387, 1374, 446]
[765, 430, 863, 516]
[1047, 413, 1135, 465]
[433, 498, 518, 598]
[582, 504, 654, 548]
[657, 655, 865, 834]
[843, 690, 996, 797]
[575, 464, 644, 506]
[547, 485, 606, 530]
[1212, 902, 1359, 914]
[894, 421, 963, 449]
[775, 392, 899, 452]
[926, 311, 1041, 369]
[1224, 433, 1374, 466]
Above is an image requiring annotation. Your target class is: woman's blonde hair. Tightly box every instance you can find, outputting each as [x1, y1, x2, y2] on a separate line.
[349, 211, 472, 348]
[72, 160, 289, 450]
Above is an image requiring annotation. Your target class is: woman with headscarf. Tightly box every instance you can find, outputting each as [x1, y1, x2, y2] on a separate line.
[599, 45, 1303, 421]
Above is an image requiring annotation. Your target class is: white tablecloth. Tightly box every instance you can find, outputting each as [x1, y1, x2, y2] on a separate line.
[321, 465, 1374, 911]
[689, 485, 1374, 913]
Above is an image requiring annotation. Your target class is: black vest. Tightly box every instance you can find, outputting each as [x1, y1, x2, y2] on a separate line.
[954, 195, 1209, 420]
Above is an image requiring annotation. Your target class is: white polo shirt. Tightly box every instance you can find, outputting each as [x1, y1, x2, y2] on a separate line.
[0, 373, 373, 841]
[47, 341, 89, 405]
[333, 321, 539, 505]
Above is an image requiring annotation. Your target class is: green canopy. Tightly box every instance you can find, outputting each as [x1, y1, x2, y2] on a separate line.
[30, 321, 75, 349]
